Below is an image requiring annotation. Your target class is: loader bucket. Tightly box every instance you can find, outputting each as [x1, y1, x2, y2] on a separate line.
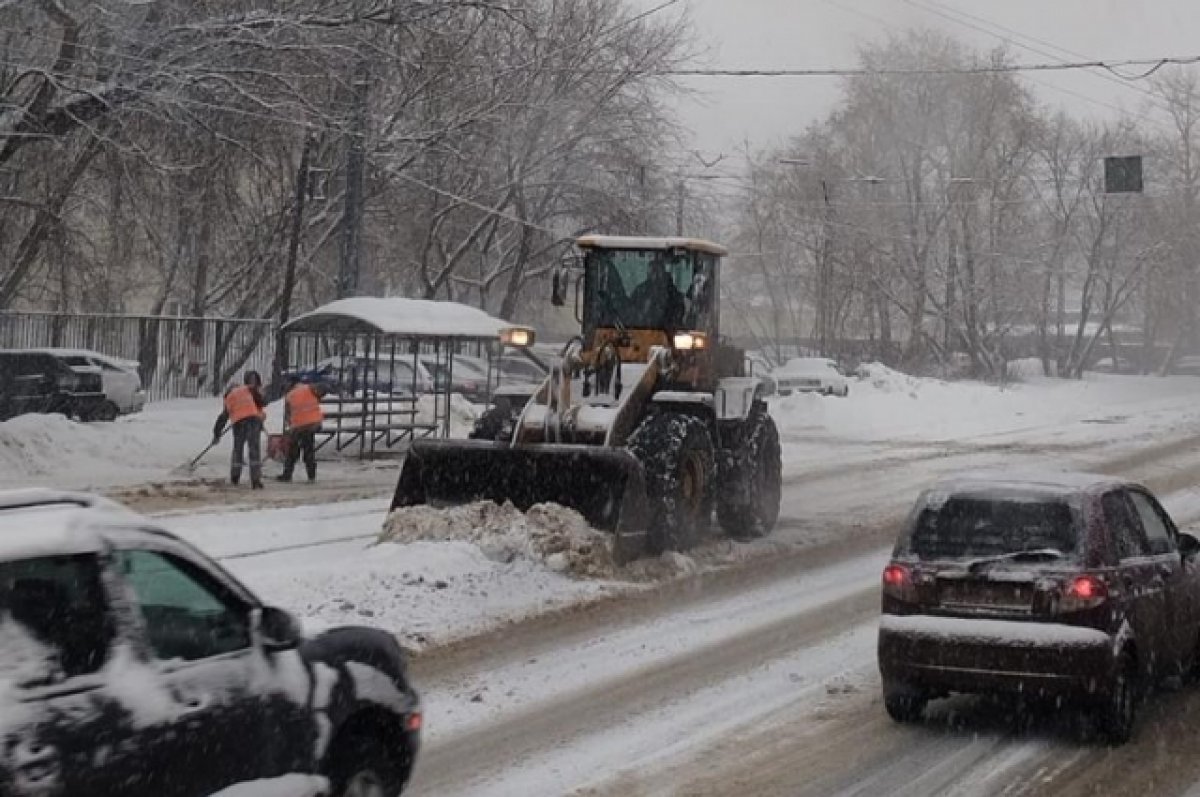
[393, 440, 650, 563]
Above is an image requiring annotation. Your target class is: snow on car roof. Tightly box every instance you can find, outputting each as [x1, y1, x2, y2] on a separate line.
[19, 348, 140, 369]
[0, 490, 137, 562]
[283, 297, 511, 340]
[776, 357, 837, 372]
[0, 507, 107, 562]
[925, 470, 1127, 500]
[574, 235, 729, 256]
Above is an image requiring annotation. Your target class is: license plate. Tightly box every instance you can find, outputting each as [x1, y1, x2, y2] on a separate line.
[939, 580, 1031, 609]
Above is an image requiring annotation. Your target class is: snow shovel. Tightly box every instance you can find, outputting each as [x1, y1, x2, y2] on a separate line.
[173, 431, 225, 476]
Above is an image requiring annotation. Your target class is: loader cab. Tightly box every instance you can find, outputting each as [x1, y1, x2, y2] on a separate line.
[574, 236, 725, 371]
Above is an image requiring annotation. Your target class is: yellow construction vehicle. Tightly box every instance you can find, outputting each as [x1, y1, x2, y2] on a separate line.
[393, 235, 781, 561]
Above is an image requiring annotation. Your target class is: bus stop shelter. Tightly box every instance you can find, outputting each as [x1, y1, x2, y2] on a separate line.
[281, 297, 512, 457]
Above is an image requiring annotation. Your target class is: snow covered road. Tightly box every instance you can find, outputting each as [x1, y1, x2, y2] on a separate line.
[402, 463, 1200, 797]
[10, 369, 1200, 794]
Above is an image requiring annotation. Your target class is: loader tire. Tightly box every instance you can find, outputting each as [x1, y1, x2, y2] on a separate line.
[717, 409, 782, 540]
[627, 412, 716, 553]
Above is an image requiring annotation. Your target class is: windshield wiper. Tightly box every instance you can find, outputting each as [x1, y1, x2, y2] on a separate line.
[965, 548, 1065, 574]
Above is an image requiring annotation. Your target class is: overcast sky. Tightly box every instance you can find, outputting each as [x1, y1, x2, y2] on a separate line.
[660, 0, 1200, 166]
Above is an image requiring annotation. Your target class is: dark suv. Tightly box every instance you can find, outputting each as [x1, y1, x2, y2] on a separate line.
[878, 472, 1200, 743]
[0, 490, 421, 796]
[0, 350, 105, 421]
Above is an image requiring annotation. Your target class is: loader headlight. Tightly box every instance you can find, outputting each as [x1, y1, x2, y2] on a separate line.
[500, 327, 535, 348]
[672, 331, 708, 351]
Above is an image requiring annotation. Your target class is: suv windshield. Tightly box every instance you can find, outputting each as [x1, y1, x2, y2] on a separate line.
[902, 496, 1079, 561]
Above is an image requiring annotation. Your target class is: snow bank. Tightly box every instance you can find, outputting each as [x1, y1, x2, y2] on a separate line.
[0, 399, 219, 488]
[380, 501, 615, 578]
[207, 775, 329, 797]
[0, 392, 480, 491]
[854, 362, 929, 395]
[771, 363, 1200, 444]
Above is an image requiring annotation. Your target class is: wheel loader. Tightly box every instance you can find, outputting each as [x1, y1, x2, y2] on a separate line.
[393, 235, 782, 562]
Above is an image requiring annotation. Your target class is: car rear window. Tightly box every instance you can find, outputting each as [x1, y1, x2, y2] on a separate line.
[903, 496, 1079, 560]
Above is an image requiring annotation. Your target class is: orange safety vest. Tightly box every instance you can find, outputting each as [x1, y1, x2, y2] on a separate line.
[224, 385, 260, 424]
[286, 383, 324, 428]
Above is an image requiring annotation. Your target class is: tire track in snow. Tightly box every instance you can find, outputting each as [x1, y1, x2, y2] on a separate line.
[568, 451, 1200, 797]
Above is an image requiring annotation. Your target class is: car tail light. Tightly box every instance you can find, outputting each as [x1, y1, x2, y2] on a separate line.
[882, 563, 918, 602]
[1060, 574, 1108, 612]
[406, 711, 423, 732]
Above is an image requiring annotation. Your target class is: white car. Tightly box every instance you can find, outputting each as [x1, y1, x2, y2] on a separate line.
[36, 348, 146, 419]
[772, 357, 850, 397]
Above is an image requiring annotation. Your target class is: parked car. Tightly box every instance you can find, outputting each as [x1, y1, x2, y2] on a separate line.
[32, 348, 146, 419]
[0, 350, 106, 422]
[418, 354, 490, 403]
[497, 354, 548, 386]
[878, 471, 1200, 743]
[288, 355, 435, 397]
[1090, 356, 1137, 375]
[0, 489, 421, 796]
[771, 357, 850, 397]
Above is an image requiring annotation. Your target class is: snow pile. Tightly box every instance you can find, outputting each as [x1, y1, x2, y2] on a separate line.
[380, 501, 615, 578]
[0, 400, 216, 488]
[207, 775, 329, 797]
[853, 362, 929, 395]
[770, 362, 1200, 447]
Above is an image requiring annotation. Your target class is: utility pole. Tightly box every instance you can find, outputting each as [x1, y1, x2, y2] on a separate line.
[817, 178, 833, 357]
[271, 134, 314, 398]
[675, 179, 685, 236]
[338, 61, 369, 299]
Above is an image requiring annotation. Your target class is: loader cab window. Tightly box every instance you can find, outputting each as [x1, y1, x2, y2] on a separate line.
[586, 249, 712, 331]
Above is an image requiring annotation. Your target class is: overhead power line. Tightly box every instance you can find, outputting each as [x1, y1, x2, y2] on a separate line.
[654, 55, 1200, 79]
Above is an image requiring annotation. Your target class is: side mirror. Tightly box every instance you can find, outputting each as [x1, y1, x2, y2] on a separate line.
[551, 267, 567, 307]
[1180, 532, 1200, 561]
[258, 606, 304, 652]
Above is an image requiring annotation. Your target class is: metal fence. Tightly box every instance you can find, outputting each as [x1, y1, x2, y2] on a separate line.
[0, 312, 276, 402]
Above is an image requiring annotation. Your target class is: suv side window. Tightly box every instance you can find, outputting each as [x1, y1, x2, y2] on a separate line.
[1103, 491, 1151, 560]
[1128, 491, 1176, 555]
[0, 554, 114, 683]
[114, 550, 250, 662]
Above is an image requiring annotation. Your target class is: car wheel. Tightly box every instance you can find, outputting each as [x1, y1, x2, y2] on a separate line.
[1098, 653, 1138, 744]
[89, 401, 119, 422]
[326, 732, 406, 797]
[882, 682, 928, 723]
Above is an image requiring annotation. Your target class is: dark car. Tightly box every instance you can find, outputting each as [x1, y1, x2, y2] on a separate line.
[877, 472, 1200, 743]
[0, 350, 105, 422]
[419, 355, 490, 403]
[0, 490, 421, 797]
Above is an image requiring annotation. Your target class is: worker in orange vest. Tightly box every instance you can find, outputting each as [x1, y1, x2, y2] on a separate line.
[213, 370, 267, 489]
[278, 377, 325, 483]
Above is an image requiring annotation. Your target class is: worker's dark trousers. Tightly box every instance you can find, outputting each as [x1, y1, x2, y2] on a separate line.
[231, 417, 263, 486]
[282, 426, 318, 481]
